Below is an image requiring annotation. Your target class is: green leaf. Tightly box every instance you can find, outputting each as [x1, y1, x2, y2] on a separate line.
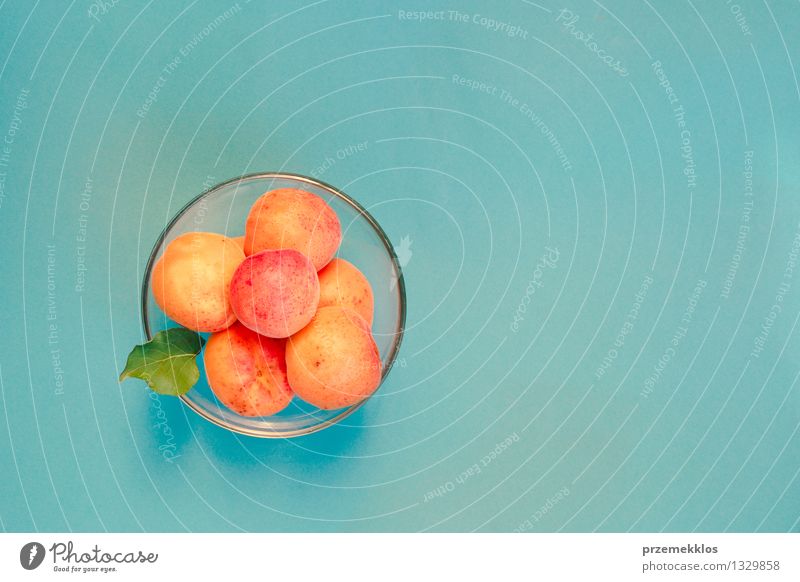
[119, 328, 205, 396]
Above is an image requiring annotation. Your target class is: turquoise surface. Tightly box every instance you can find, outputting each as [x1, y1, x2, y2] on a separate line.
[0, 0, 798, 532]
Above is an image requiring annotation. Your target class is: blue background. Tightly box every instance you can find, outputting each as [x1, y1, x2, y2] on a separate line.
[1, 0, 798, 532]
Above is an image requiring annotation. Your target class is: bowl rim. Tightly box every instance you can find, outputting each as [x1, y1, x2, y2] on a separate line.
[140, 171, 407, 439]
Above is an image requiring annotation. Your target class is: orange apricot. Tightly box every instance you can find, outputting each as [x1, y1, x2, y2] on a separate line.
[243, 188, 341, 270]
[204, 322, 293, 416]
[151, 232, 244, 332]
[286, 306, 382, 410]
[317, 258, 374, 326]
[229, 249, 320, 338]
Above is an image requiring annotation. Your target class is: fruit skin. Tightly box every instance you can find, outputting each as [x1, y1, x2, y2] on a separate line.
[286, 306, 382, 410]
[244, 188, 341, 270]
[231, 236, 245, 252]
[317, 258, 374, 326]
[152, 232, 244, 332]
[204, 322, 293, 416]
[229, 249, 320, 338]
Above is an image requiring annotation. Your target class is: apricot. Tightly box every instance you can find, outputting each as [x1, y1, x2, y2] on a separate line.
[317, 258, 374, 326]
[204, 322, 293, 416]
[229, 249, 320, 338]
[231, 235, 245, 252]
[152, 232, 244, 332]
[286, 306, 382, 410]
[244, 188, 341, 270]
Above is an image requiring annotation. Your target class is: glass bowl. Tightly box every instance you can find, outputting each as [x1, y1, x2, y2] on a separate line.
[141, 172, 406, 438]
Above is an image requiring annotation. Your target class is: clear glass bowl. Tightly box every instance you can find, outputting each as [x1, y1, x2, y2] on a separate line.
[141, 172, 406, 438]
